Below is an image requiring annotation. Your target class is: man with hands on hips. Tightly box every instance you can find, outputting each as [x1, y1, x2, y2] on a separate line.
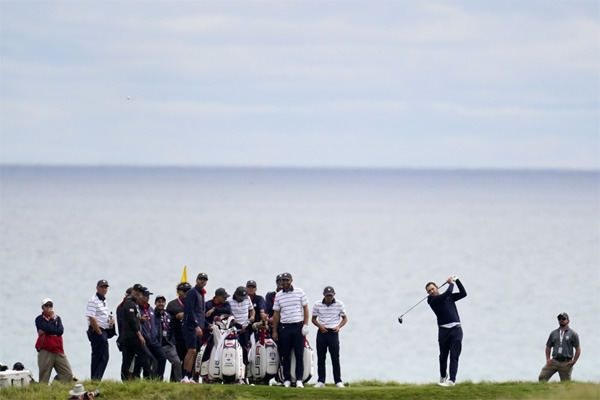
[538, 312, 581, 381]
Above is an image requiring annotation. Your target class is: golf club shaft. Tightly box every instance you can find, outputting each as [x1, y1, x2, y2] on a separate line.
[399, 281, 448, 319]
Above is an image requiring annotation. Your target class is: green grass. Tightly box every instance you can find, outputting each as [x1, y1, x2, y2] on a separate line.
[0, 380, 598, 400]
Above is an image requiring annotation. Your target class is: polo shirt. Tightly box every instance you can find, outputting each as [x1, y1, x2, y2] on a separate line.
[87, 293, 110, 329]
[273, 286, 308, 324]
[312, 298, 346, 329]
[228, 296, 253, 326]
[546, 327, 580, 359]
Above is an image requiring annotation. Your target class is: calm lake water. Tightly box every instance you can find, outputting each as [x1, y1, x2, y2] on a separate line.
[1, 166, 598, 383]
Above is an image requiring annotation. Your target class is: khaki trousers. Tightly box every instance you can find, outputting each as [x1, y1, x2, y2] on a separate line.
[538, 358, 573, 381]
[37, 349, 73, 384]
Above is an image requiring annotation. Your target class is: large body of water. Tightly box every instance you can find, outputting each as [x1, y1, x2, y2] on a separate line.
[1, 166, 598, 384]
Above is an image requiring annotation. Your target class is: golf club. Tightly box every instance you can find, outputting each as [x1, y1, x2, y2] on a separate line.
[397, 281, 448, 324]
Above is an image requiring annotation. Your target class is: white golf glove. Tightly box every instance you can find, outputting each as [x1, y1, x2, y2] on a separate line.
[301, 324, 309, 336]
[452, 275, 459, 282]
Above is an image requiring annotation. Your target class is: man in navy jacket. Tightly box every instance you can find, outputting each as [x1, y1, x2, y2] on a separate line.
[426, 277, 467, 387]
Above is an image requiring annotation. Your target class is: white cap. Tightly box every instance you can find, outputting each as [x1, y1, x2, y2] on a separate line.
[42, 298, 53, 306]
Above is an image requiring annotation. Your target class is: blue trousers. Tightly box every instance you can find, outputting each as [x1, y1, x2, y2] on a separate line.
[316, 330, 341, 383]
[438, 326, 463, 382]
[87, 329, 109, 380]
[135, 340, 167, 380]
[278, 323, 304, 381]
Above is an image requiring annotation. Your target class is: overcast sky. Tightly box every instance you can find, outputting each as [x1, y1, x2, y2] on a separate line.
[1, 1, 598, 169]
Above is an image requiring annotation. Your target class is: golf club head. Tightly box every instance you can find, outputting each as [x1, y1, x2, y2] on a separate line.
[398, 316, 403, 324]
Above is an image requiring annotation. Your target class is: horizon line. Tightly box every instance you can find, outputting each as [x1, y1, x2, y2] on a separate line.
[1, 163, 598, 173]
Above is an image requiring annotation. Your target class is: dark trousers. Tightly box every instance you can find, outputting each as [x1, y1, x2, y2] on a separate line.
[438, 326, 463, 382]
[316, 330, 341, 383]
[135, 340, 167, 380]
[278, 323, 304, 382]
[235, 323, 251, 365]
[171, 333, 187, 382]
[87, 329, 109, 380]
[120, 337, 151, 381]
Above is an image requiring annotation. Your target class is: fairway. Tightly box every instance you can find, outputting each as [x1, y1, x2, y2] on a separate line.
[0, 380, 599, 400]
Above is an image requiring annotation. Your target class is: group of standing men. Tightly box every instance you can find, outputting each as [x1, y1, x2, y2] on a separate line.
[39, 272, 348, 386]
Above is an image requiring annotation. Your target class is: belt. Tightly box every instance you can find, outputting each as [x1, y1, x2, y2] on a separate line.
[281, 322, 302, 326]
[554, 356, 572, 362]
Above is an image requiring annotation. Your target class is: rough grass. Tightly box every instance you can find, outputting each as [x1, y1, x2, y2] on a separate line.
[0, 379, 599, 400]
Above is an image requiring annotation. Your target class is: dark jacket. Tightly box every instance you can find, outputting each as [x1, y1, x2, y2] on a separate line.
[205, 298, 232, 325]
[155, 309, 176, 346]
[183, 286, 206, 329]
[428, 280, 467, 326]
[35, 313, 65, 354]
[119, 296, 142, 340]
[139, 303, 159, 345]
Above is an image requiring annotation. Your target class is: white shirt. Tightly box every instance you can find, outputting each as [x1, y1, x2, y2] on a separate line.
[312, 298, 346, 329]
[273, 286, 308, 324]
[86, 293, 110, 329]
[228, 296, 253, 326]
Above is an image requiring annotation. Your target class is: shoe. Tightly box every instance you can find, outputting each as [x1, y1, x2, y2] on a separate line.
[314, 382, 325, 388]
[440, 375, 447, 384]
[438, 380, 455, 387]
[283, 380, 291, 387]
[296, 381, 304, 388]
[335, 382, 345, 388]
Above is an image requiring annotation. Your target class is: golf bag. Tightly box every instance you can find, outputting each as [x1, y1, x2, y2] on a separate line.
[248, 323, 279, 384]
[278, 337, 314, 384]
[195, 316, 245, 384]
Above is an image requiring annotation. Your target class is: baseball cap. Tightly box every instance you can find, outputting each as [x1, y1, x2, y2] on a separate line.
[276, 274, 283, 283]
[215, 287, 229, 298]
[246, 280, 257, 287]
[323, 286, 335, 296]
[234, 286, 248, 299]
[132, 283, 145, 292]
[280, 272, 292, 280]
[12, 362, 24, 371]
[41, 298, 53, 306]
[557, 312, 569, 320]
[177, 282, 192, 291]
[97, 279, 109, 287]
[197, 272, 209, 280]
[155, 294, 166, 302]
[142, 288, 153, 296]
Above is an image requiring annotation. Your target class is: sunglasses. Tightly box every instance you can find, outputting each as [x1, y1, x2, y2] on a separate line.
[557, 317, 567, 321]
[43, 303, 53, 308]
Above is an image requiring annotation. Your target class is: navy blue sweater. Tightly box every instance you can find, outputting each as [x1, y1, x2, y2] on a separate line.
[427, 280, 467, 327]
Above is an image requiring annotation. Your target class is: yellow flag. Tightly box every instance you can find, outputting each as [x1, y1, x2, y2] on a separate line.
[181, 265, 188, 283]
[178, 266, 188, 295]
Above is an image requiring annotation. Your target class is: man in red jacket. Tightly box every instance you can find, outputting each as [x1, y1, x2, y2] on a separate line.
[35, 298, 74, 384]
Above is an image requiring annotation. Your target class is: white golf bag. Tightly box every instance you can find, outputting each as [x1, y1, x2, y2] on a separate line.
[195, 316, 245, 383]
[278, 337, 314, 383]
[248, 324, 279, 384]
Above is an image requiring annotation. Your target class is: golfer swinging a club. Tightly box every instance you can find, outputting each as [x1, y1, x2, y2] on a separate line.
[426, 276, 467, 387]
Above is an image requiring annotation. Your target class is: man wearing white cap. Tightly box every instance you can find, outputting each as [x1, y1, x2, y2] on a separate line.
[35, 298, 74, 384]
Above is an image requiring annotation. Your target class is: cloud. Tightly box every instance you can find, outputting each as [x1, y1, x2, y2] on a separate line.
[1, 0, 598, 169]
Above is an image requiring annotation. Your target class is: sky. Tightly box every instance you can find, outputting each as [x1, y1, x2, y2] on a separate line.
[1, 0, 598, 170]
